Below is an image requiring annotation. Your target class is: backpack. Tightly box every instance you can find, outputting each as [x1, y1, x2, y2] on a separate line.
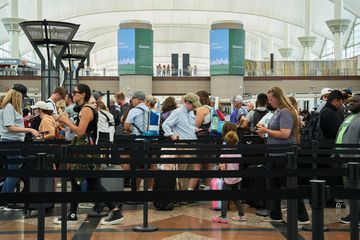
[97, 110, 115, 143]
[300, 109, 325, 148]
[209, 107, 225, 135]
[251, 109, 269, 128]
[109, 105, 121, 126]
[133, 107, 161, 136]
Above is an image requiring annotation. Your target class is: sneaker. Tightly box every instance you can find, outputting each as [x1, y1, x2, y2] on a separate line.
[232, 215, 247, 221]
[255, 209, 270, 217]
[298, 219, 310, 225]
[211, 217, 229, 224]
[262, 216, 284, 223]
[4, 204, 23, 211]
[339, 215, 360, 225]
[100, 210, 124, 225]
[53, 212, 78, 225]
[339, 215, 351, 224]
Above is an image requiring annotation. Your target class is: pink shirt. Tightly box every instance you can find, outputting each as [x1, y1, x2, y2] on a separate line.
[220, 153, 242, 185]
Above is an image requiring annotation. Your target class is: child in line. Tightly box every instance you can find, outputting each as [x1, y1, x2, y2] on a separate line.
[212, 130, 246, 223]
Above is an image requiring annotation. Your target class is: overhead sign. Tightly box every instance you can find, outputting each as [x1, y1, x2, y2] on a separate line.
[210, 29, 245, 76]
[118, 28, 153, 75]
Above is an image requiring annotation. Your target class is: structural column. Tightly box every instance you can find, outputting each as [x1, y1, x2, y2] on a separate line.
[256, 35, 262, 61]
[118, 20, 153, 96]
[1, 0, 25, 58]
[279, 23, 294, 60]
[326, 0, 351, 60]
[298, 0, 317, 60]
[210, 21, 245, 99]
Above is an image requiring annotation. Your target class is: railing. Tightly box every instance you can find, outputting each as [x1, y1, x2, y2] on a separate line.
[0, 60, 358, 78]
[245, 59, 360, 77]
[1, 139, 360, 240]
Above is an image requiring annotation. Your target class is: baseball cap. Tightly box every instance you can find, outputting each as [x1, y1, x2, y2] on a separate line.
[232, 95, 243, 103]
[31, 101, 51, 110]
[342, 88, 352, 95]
[131, 91, 146, 101]
[183, 92, 201, 108]
[12, 84, 28, 97]
[92, 90, 104, 100]
[320, 88, 332, 97]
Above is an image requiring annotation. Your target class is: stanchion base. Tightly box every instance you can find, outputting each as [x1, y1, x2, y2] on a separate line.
[133, 225, 159, 232]
[125, 201, 145, 205]
[301, 224, 329, 232]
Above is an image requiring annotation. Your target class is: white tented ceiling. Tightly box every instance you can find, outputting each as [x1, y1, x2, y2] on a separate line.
[0, 0, 358, 71]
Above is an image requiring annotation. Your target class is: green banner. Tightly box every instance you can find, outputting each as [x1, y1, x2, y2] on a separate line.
[118, 28, 153, 75]
[229, 29, 245, 75]
[210, 28, 245, 76]
[135, 29, 153, 75]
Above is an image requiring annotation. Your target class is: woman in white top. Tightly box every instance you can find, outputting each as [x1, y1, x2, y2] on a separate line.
[188, 91, 212, 190]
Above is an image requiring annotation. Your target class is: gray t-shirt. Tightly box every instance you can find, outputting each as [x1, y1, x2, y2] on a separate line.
[267, 108, 295, 144]
[0, 103, 25, 141]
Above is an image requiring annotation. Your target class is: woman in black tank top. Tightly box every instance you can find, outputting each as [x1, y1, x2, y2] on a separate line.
[54, 84, 125, 226]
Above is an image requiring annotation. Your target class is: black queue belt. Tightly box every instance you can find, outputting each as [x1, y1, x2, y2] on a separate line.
[1, 142, 360, 240]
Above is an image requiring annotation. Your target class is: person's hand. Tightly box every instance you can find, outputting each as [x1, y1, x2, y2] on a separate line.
[58, 112, 68, 123]
[256, 125, 267, 134]
[219, 164, 225, 171]
[29, 128, 40, 137]
[24, 115, 34, 121]
[170, 134, 179, 141]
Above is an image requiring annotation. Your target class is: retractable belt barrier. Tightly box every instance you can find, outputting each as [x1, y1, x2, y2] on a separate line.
[1, 140, 360, 240]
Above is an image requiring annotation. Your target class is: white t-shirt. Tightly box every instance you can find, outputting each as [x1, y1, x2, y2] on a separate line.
[46, 99, 57, 115]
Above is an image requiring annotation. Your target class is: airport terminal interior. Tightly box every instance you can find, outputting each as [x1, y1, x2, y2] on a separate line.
[1, 0, 360, 239]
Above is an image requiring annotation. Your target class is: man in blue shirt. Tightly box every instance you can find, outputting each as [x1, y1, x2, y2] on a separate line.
[162, 92, 200, 140]
[124, 91, 149, 135]
[162, 92, 201, 191]
[230, 95, 248, 125]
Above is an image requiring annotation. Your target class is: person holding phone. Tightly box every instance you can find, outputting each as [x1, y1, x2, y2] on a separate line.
[31, 101, 56, 140]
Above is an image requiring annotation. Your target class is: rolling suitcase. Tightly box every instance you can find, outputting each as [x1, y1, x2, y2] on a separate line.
[210, 178, 223, 210]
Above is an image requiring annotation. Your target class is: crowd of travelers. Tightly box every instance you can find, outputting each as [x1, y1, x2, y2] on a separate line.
[0, 83, 358, 225]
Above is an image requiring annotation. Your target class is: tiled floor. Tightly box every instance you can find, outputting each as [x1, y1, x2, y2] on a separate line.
[0, 201, 357, 240]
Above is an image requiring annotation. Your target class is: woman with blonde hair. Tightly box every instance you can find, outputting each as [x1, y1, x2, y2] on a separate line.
[257, 87, 300, 144]
[256, 86, 309, 224]
[0, 85, 39, 209]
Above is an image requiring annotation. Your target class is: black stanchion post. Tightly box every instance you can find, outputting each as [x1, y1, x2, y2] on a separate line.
[286, 152, 298, 240]
[303, 140, 326, 232]
[37, 153, 47, 240]
[133, 141, 158, 232]
[310, 180, 326, 240]
[60, 146, 68, 240]
[106, 90, 110, 108]
[347, 162, 359, 240]
[311, 140, 319, 181]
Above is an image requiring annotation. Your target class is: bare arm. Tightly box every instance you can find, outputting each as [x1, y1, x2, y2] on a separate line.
[60, 107, 93, 137]
[195, 106, 209, 128]
[7, 125, 39, 136]
[256, 125, 291, 139]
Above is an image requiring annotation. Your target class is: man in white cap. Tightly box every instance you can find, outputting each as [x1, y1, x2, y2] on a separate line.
[316, 87, 332, 113]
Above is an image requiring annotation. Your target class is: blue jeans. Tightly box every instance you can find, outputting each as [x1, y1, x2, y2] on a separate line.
[1, 139, 22, 194]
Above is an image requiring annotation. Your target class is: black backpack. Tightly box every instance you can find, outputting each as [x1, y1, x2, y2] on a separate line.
[251, 109, 269, 128]
[300, 110, 326, 148]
